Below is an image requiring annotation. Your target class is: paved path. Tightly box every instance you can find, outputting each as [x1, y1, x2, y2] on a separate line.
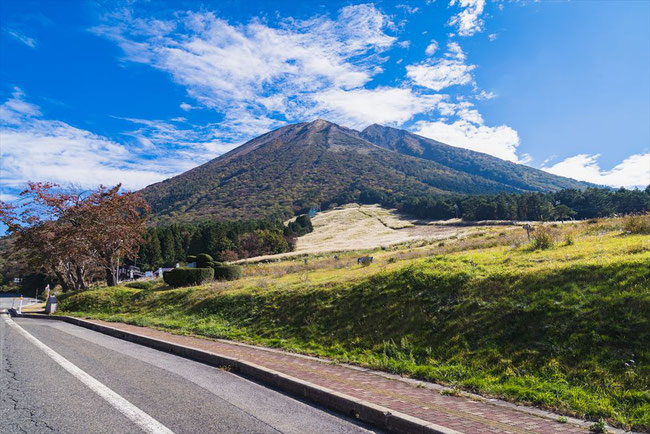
[0, 314, 377, 433]
[81, 319, 593, 434]
[0, 294, 38, 311]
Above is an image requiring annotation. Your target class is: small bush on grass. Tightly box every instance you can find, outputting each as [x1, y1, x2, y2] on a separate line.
[530, 226, 555, 250]
[125, 281, 154, 290]
[213, 265, 242, 281]
[163, 267, 214, 288]
[622, 214, 650, 234]
[564, 231, 575, 246]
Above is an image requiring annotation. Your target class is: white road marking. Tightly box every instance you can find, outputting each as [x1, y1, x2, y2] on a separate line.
[3, 315, 175, 434]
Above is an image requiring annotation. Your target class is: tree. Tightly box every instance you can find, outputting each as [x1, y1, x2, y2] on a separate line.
[140, 228, 163, 270]
[79, 185, 150, 286]
[552, 204, 576, 222]
[0, 183, 97, 291]
[0, 183, 149, 289]
[161, 227, 176, 267]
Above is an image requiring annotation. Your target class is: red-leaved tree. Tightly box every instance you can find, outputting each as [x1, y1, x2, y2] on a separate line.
[0, 183, 149, 290]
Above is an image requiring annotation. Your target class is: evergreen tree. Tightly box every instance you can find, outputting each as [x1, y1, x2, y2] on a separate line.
[161, 227, 176, 266]
[140, 228, 163, 270]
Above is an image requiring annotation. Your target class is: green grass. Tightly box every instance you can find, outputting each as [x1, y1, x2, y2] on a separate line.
[58, 221, 650, 431]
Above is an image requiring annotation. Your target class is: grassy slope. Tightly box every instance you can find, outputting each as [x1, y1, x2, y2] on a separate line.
[58, 220, 650, 430]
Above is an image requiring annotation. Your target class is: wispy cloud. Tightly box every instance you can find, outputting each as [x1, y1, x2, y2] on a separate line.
[0, 90, 209, 192]
[543, 153, 650, 188]
[5, 29, 37, 48]
[396, 4, 420, 14]
[92, 5, 400, 126]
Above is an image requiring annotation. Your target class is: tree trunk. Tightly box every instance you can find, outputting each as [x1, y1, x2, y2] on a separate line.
[105, 268, 117, 286]
[55, 271, 70, 292]
[76, 266, 87, 290]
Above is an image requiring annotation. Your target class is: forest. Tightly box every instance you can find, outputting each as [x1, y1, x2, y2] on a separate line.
[355, 186, 650, 221]
[137, 215, 313, 270]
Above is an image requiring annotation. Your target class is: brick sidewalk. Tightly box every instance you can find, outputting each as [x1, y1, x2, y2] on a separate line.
[87, 319, 588, 434]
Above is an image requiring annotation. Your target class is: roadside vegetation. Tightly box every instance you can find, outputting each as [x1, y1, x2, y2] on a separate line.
[57, 216, 650, 431]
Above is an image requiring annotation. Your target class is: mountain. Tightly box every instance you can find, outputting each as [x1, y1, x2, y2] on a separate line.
[141, 119, 592, 223]
[360, 124, 589, 192]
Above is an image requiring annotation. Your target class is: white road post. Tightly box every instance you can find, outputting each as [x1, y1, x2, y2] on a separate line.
[18, 295, 23, 314]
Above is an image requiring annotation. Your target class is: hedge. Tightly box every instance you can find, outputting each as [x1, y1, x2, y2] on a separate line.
[163, 267, 214, 288]
[213, 265, 242, 281]
[124, 281, 154, 290]
[196, 253, 214, 268]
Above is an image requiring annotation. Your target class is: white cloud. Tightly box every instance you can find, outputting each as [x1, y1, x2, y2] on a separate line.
[446, 41, 466, 60]
[0, 88, 41, 122]
[448, 0, 486, 37]
[406, 42, 475, 91]
[5, 29, 37, 48]
[396, 4, 420, 14]
[414, 119, 523, 162]
[179, 102, 197, 111]
[0, 91, 205, 192]
[543, 153, 650, 188]
[92, 5, 397, 125]
[313, 87, 441, 128]
[475, 89, 497, 100]
[425, 39, 439, 56]
[488, 33, 498, 42]
[412, 99, 527, 163]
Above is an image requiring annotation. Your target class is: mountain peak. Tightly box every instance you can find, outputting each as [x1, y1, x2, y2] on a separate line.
[304, 118, 337, 131]
[363, 123, 384, 131]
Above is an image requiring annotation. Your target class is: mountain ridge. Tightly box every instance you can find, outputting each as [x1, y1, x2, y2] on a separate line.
[140, 119, 593, 223]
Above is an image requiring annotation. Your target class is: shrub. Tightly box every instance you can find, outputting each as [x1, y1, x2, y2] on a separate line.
[285, 214, 314, 237]
[163, 267, 214, 288]
[196, 253, 214, 268]
[125, 281, 154, 290]
[622, 214, 650, 234]
[564, 231, 575, 246]
[530, 226, 555, 250]
[219, 250, 239, 262]
[213, 265, 242, 281]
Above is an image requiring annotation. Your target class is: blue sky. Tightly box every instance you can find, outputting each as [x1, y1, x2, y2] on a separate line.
[1, 0, 648, 201]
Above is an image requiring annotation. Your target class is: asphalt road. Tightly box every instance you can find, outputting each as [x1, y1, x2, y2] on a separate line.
[0, 308, 378, 433]
[0, 295, 39, 311]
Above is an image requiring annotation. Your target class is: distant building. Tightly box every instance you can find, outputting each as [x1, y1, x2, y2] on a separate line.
[155, 267, 175, 278]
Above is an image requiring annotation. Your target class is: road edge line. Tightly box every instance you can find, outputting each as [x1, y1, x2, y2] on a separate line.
[2, 313, 175, 434]
[11, 312, 460, 434]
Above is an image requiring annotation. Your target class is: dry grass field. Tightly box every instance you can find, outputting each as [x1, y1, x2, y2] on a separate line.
[280, 204, 492, 257]
[239, 204, 526, 263]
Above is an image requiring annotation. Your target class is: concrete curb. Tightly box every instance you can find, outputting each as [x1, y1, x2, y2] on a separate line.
[10, 312, 460, 434]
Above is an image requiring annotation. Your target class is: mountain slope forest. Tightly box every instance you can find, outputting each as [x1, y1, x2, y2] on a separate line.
[141, 120, 594, 223]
